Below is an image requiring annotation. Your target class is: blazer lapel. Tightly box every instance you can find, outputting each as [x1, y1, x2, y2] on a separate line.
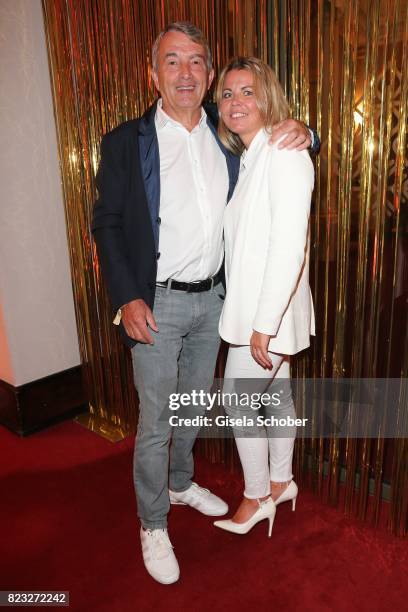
[138, 102, 160, 251]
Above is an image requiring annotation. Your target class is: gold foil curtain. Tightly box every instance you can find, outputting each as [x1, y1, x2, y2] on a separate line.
[42, 0, 407, 535]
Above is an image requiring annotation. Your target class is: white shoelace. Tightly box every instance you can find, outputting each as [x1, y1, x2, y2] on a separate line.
[146, 529, 173, 561]
[191, 483, 211, 496]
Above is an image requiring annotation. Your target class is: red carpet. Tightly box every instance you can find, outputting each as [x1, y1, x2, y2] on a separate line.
[0, 421, 406, 611]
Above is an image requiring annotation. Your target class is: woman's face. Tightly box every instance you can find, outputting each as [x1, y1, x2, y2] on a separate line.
[219, 69, 264, 147]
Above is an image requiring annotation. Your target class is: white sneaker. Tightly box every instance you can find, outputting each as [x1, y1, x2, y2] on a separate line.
[169, 482, 228, 516]
[140, 527, 180, 584]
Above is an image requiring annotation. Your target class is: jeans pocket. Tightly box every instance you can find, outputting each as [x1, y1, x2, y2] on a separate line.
[154, 286, 166, 306]
[214, 286, 225, 301]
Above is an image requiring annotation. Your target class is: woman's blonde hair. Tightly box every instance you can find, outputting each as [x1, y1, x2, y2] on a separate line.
[216, 56, 290, 155]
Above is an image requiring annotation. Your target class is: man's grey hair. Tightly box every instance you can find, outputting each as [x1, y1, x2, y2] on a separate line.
[151, 22, 213, 72]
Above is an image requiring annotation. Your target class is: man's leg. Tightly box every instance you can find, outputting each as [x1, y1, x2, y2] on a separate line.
[131, 286, 193, 529]
[169, 287, 224, 493]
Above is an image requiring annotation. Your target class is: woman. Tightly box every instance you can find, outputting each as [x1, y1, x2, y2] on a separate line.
[213, 57, 315, 536]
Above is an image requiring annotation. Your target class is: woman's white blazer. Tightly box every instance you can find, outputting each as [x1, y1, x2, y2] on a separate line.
[219, 129, 315, 355]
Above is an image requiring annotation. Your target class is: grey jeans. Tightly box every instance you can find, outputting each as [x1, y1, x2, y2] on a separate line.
[131, 283, 224, 529]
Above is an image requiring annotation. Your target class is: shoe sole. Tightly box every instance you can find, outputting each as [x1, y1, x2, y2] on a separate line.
[169, 499, 228, 516]
[148, 571, 180, 585]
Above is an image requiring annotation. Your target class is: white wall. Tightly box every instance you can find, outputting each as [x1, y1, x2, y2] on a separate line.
[0, 0, 81, 386]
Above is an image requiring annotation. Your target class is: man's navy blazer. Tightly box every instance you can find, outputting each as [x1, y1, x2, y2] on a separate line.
[91, 101, 240, 347]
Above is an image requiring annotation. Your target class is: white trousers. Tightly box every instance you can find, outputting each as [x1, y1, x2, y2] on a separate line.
[223, 345, 296, 499]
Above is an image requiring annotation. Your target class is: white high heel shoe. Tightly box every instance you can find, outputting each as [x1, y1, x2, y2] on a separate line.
[213, 497, 276, 537]
[272, 480, 298, 511]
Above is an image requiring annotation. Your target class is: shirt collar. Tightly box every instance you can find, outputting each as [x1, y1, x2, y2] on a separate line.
[155, 98, 207, 132]
[240, 128, 269, 171]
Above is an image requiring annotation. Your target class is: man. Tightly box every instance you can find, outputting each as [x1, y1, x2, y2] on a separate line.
[92, 22, 319, 585]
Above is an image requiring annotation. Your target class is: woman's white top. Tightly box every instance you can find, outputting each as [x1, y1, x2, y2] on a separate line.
[219, 128, 315, 354]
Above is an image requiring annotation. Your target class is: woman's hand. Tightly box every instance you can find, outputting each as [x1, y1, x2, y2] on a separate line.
[250, 331, 273, 369]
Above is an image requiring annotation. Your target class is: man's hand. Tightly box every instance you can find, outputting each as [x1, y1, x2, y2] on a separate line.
[121, 299, 158, 344]
[269, 119, 311, 151]
[250, 331, 273, 369]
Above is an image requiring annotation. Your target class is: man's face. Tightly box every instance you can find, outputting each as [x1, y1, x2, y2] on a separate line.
[152, 31, 214, 117]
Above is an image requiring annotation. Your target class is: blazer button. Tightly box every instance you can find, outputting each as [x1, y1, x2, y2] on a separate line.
[157, 217, 161, 225]
[156, 252, 161, 260]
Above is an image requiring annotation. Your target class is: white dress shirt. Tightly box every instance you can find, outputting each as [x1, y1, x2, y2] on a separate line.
[219, 128, 315, 354]
[155, 99, 229, 282]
